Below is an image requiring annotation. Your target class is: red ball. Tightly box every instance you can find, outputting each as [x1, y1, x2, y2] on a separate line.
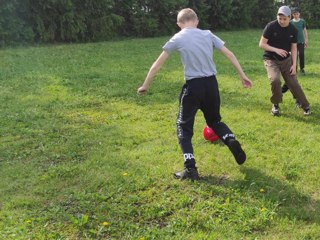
[203, 126, 219, 142]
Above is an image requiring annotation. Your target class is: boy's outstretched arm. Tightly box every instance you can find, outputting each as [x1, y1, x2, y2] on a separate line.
[220, 46, 252, 88]
[137, 51, 169, 95]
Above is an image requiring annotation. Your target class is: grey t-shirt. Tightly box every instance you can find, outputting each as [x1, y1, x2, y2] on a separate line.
[163, 27, 225, 80]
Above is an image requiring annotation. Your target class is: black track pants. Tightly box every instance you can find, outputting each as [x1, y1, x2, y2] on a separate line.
[176, 75, 235, 163]
[297, 43, 305, 70]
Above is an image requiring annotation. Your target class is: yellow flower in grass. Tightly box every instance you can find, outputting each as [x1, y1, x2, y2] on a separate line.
[261, 207, 267, 212]
[259, 188, 265, 193]
[123, 172, 128, 176]
[102, 221, 109, 226]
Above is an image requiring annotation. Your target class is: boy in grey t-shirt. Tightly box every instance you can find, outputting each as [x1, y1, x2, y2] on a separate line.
[137, 8, 252, 180]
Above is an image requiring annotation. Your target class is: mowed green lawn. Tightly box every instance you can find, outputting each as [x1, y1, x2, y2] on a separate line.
[1, 29, 320, 239]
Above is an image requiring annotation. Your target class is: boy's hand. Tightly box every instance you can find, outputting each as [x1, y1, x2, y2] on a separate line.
[137, 86, 148, 95]
[275, 48, 288, 58]
[290, 65, 296, 75]
[241, 76, 253, 88]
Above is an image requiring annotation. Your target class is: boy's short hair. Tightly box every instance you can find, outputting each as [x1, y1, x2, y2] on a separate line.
[291, 7, 300, 13]
[177, 8, 198, 23]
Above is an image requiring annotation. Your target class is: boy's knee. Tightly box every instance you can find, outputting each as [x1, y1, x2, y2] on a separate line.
[270, 78, 281, 85]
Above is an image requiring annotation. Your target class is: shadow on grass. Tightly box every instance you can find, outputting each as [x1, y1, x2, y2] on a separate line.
[201, 167, 320, 224]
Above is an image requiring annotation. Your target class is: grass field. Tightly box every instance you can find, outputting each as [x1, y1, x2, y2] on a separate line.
[1, 29, 320, 239]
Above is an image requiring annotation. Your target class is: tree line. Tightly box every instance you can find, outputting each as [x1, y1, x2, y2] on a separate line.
[0, 0, 318, 46]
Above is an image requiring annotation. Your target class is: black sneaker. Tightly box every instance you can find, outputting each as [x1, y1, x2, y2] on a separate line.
[300, 69, 305, 75]
[271, 104, 280, 116]
[303, 107, 311, 116]
[228, 139, 246, 165]
[174, 167, 200, 181]
[281, 84, 289, 93]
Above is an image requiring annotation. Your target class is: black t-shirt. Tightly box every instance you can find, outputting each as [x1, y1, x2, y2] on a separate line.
[262, 20, 298, 61]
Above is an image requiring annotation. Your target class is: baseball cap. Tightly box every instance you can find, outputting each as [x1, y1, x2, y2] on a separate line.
[277, 6, 291, 16]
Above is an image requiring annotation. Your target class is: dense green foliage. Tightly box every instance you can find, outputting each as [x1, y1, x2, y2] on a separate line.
[0, 0, 34, 46]
[1, 29, 320, 239]
[1, 0, 319, 46]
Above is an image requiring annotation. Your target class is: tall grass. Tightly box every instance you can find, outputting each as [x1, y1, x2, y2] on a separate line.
[0, 29, 320, 239]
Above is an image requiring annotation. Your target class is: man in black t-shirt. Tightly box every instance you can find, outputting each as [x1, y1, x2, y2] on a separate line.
[259, 6, 310, 116]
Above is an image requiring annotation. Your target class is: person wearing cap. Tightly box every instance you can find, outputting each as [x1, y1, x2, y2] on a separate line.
[259, 5, 311, 116]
